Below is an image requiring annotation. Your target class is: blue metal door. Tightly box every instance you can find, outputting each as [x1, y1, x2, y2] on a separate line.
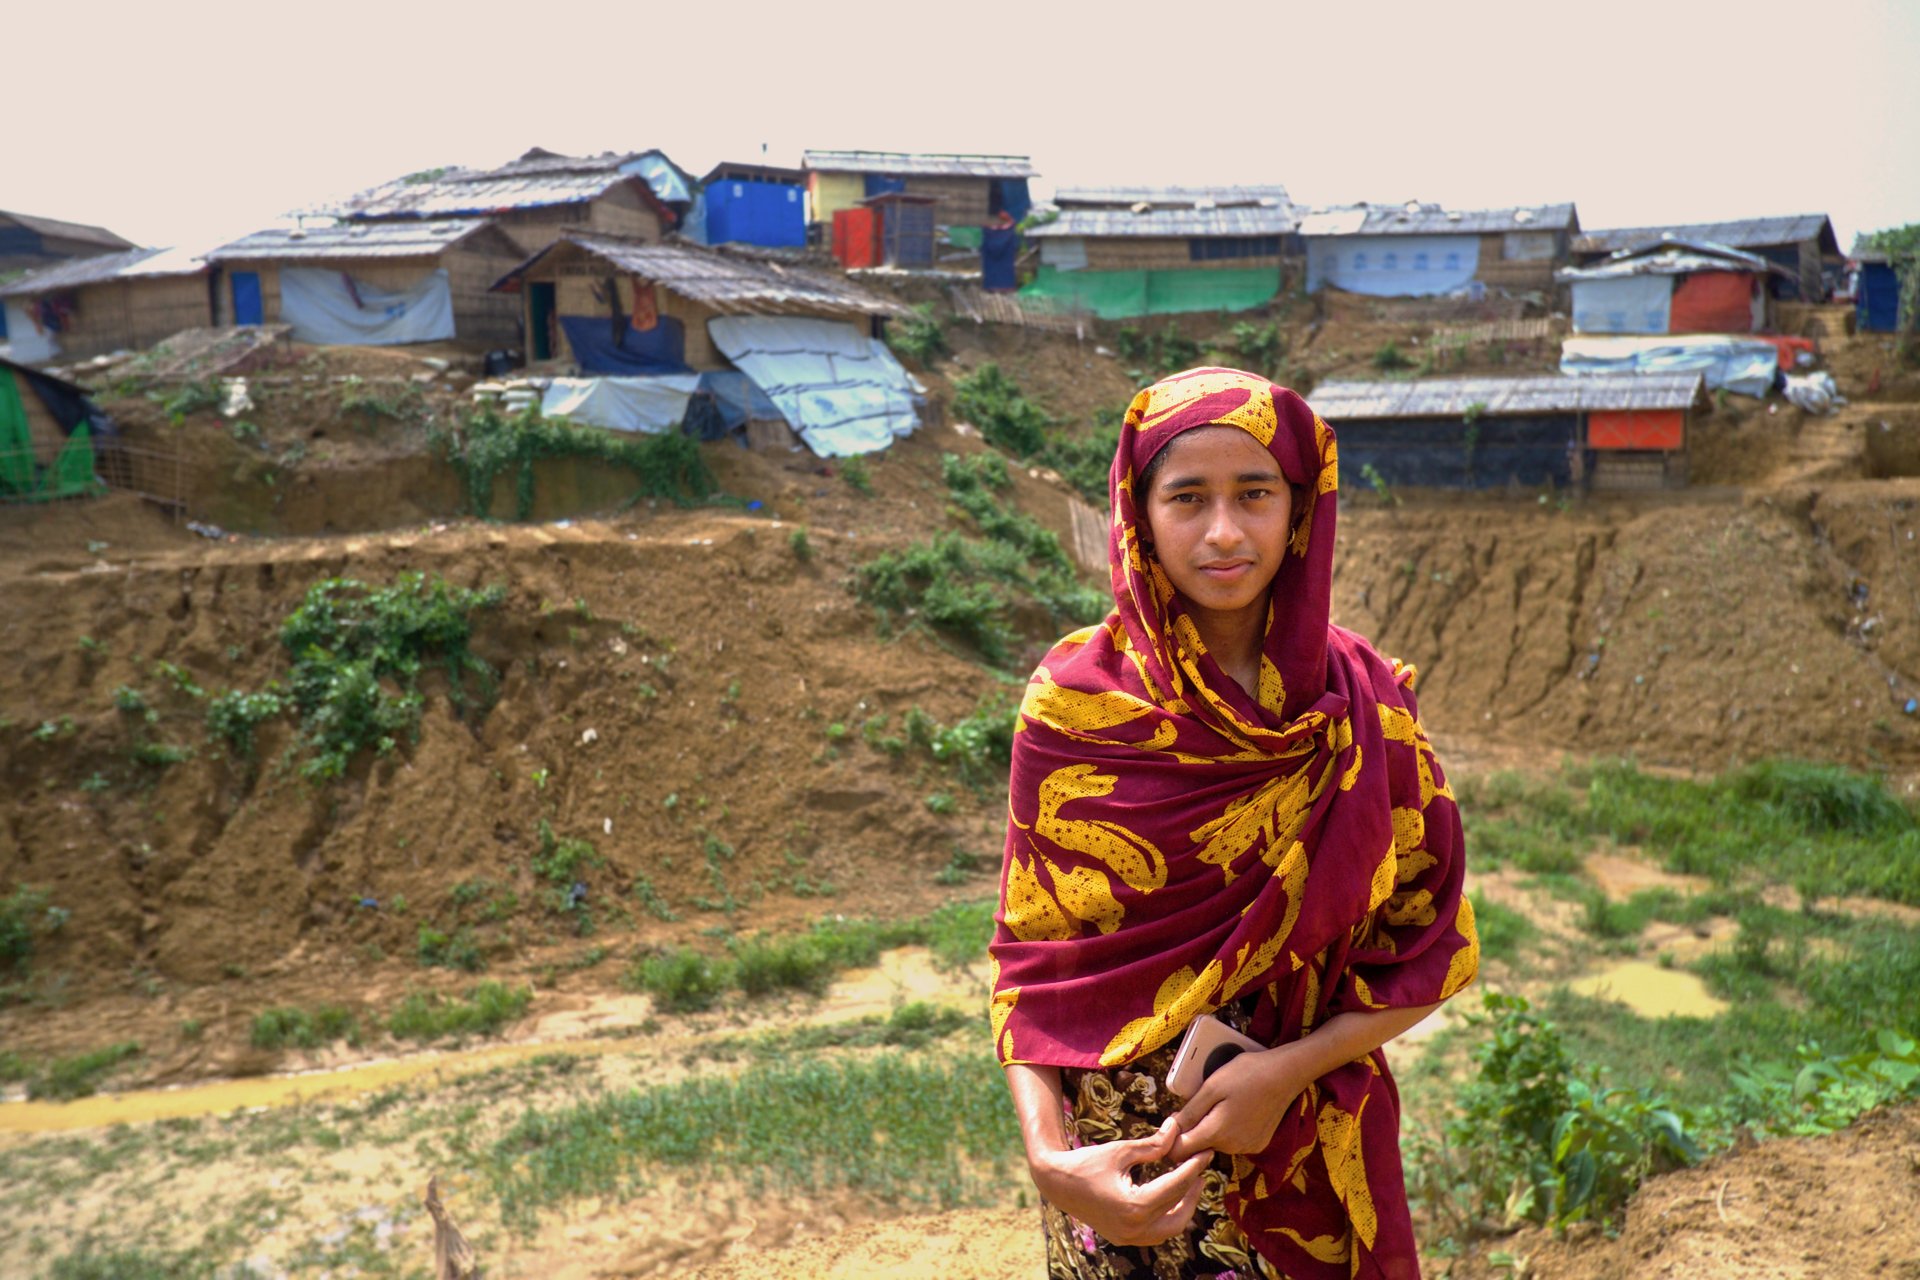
[230, 272, 263, 326]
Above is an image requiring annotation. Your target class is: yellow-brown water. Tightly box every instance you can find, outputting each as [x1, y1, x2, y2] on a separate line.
[1566, 960, 1728, 1019]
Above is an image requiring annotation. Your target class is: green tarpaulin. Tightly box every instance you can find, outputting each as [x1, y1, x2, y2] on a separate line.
[1020, 265, 1281, 319]
[943, 226, 984, 250]
[0, 370, 101, 502]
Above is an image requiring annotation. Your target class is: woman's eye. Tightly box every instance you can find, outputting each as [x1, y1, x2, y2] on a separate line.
[1241, 489, 1271, 501]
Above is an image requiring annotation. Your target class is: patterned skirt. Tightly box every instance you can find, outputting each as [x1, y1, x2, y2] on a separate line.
[1039, 997, 1283, 1280]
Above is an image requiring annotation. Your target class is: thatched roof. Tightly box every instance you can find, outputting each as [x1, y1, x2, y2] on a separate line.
[494, 232, 910, 319]
[207, 218, 523, 262]
[0, 246, 205, 298]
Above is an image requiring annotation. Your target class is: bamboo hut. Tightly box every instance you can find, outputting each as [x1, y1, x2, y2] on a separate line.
[0, 209, 136, 273]
[802, 150, 1035, 232]
[0, 247, 211, 363]
[205, 220, 526, 346]
[494, 231, 909, 370]
[1575, 214, 1840, 301]
[308, 150, 688, 257]
[1301, 202, 1580, 298]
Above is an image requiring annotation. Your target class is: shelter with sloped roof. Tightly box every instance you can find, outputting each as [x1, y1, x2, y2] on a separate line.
[1574, 214, 1840, 300]
[1851, 233, 1904, 334]
[1310, 371, 1705, 490]
[494, 230, 908, 370]
[0, 247, 211, 363]
[1301, 201, 1580, 297]
[803, 150, 1035, 234]
[0, 210, 136, 274]
[206, 219, 525, 346]
[699, 162, 809, 249]
[1557, 240, 1782, 335]
[1022, 199, 1299, 319]
[308, 149, 684, 257]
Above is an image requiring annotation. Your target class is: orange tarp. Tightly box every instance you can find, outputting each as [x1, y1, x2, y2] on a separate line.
[1669, 271, 1758, 333]
[1589, 409, 1685, 451]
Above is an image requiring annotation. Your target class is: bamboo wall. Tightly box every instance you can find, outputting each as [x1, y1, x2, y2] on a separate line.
[1081, 237, 1281, 272]
[900, 175, 994, 226]
[587, 184, 666, 241]
[24, 274, 214, 361]
[213, 253, 519, 343]
[1472, 230, 1565, 293]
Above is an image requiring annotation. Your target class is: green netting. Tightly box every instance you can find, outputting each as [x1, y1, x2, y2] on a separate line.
[944, 225, 984, 250]
[0, 371, 102, 502]
[1020, 265, 1280, 319]
[0, 371, 36, 498]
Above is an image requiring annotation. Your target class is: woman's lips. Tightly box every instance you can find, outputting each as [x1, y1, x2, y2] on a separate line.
[1198, 561, 1254, 580]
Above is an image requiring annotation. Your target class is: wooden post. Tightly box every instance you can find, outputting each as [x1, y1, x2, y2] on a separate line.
[424, 1176, 480, 1280]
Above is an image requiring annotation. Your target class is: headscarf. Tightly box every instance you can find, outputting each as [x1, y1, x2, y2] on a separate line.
[990, 367, 1478, 1280]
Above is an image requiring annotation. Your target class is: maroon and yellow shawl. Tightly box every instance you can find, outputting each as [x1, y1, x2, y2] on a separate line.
[990, 368, 1478, 1280]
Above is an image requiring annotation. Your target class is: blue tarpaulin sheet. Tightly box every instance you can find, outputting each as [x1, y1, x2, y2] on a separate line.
[697, 370, 781, 430]
[1859, 262, 1900, 333]
[1306, 234, 1480, 297]
[709, 315, 920, 457]
[1561, 335, 1778, 398]
[706, 180, 807, 248]
[560, 315, 692, 375]
[981, 226, 1021, 291]
[992, 179, 1032, 223]
[864, 174, 906, 198]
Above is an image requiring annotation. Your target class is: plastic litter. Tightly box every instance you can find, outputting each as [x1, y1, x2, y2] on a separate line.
[1782, 371, 1846, 415]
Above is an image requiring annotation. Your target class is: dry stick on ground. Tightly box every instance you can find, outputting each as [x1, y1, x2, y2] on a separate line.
[424, 1176, 480, 1280]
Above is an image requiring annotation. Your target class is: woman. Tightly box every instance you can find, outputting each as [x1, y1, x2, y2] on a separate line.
[991, 367, 1478, 1280]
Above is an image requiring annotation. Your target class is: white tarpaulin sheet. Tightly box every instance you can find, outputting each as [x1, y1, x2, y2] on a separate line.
[708, 315, 919, 457]
[1039, 237, 1089, 272]
[541, 375, 702, 433]
[279, 267, 456, 346]
[1570, 275, 1673, 334]
[1306, 234, 1479, 296]
[1561, 335, 1778, 398]
[2, 301, 59, 362]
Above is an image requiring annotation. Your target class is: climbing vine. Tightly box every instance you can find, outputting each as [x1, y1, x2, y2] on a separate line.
[437, 405, 715, 520]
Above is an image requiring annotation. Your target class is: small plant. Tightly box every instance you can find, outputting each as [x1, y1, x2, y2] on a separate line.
[76, 635, 106, 657]
[416, 924, 485, 972]
[787, 527, 813, 561]
[838, 454, 874, 495]
[440, 404, 714, 520]
[229, 419, 262, 446]
[155, 379, 222, 424]
[1371, 342, 1412, 372]
[250, 1005, 359, 1051]
[30, 1042, 140, 1101]
[31, 717, 76, 742]
[886, 303, 948, 365]
[952, 363, 1049, 457]
[112, 686, 153, 719]
[205, 688, 285, 759]
[925, 791, 958, 816]
[129, 741, 192, 768]
[629, 947, 731, 1013]
[1230, 320, 1284, 373]
[1, 886, 66, 976]
[533, 820, 604, 886]
[387, 981, 531, 1040]
[1359, 462, 1400, 507]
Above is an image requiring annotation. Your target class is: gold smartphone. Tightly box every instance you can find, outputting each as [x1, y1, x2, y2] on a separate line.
[1167, 1014, 1267, 1100]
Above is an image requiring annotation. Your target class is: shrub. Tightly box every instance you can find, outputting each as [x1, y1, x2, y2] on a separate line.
[629, 946, 732, 1013]
[387, 981, 531, 1040]
[838, 454, 874, 495]
[250, 1004, 358, 1050]
[1371, 342, 1412, 371]
[205, 688, 285, 759]
[952, 363, 1049, 457]
[887, 303, 948, 364]
[732, 933, 839, 997]
[31, 1042, 141, 1101]
[1, 885, 64, 975]
[417, 924, 485, 972]
[440, 404, 715, 520]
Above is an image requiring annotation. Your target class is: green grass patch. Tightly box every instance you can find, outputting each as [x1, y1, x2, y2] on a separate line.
[29, 1042, 141, 1101]
[249, 1004, 358, 1051]
[1464, 891, 1534, 963]
[387, 981, 532, 1041]
[483, 1046, 1018, 1230]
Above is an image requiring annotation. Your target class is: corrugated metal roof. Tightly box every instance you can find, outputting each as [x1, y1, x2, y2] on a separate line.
[206, 218, 504, 262]
[1053, 185, 1292, 209]
[1557, 239, 1772, 282]
[1576, 214, 1836, 256]
[802, 150, 1036, 179]
[314, 170, 641, 220]
[1310, 372, 1704, 419]
[500, 232, 910, 319]
[1299, 202, 1579, 237]
[702, 161, 810, 186]
[0, 210, 135, 251]
[1028, 205, 1298, 239]
[0, 246, 206, 297]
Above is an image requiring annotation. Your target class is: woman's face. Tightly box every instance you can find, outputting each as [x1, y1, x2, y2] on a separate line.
[1140, 427, 1293, 621]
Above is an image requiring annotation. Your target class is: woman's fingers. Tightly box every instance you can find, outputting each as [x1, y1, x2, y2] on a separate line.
[1104, 1150, 1211, 1245]
[1142, 1159, 1209, 1241]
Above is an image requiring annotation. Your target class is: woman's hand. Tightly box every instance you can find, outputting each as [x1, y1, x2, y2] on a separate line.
[1029, 1116, 1212, 1247]
[1168, 1042, 1313, 1163]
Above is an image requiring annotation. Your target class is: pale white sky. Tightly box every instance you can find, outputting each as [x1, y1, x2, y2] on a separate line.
[8, 0, 1916, 254]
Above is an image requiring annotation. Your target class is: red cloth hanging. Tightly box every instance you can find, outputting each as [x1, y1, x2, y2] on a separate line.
[631, 279, 658, 332]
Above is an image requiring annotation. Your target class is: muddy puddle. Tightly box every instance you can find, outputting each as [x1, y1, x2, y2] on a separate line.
[1566, 960, 1728, 1019]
